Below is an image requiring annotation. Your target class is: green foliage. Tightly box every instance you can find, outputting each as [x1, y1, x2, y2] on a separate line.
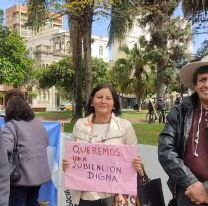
[27, 0, 47, 31]
[111, 36, 155, 101]
[0, 9, 3, 26]
[0, 27, 29, 86]
[92, 57, 110, 86]
[195, 39, 208, 60]
[24, 58, 38, 86]
[28, 91, 38, 98]
[39, 56, 74, 92]
[108, 0, 138, 45]
[182, 0, 208, 34]
[133, 123, 163, 145]
[38, 56, 110, 94]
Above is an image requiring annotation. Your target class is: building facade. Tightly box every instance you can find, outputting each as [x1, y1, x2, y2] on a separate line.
[25, 28, 109, 110]
[6, 5, 64, 38]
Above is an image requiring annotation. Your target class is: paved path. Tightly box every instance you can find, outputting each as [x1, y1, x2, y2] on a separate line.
[138, 144, 171, 205]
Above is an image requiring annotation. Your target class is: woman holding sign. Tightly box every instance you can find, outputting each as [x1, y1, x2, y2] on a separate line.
[63, 83, 142, 206]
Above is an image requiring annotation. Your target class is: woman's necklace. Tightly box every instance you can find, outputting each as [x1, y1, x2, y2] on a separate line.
[90, 116, 110, 143]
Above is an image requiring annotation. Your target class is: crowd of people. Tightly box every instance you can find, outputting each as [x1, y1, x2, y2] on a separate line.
[0, 60, 208, 206]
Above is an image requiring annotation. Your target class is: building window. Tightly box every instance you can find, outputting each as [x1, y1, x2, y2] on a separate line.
[99, 45, 103, 55]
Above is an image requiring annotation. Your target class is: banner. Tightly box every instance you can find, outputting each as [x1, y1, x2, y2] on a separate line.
[64, 142, 137, 195]
[57, 133, 77, 206]
[39, 121, 61, 206]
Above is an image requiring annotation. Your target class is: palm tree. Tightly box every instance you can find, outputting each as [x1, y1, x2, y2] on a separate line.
[112, 36, 155, 110]
[182, 0, 208, 35]
[108, 0, 192, 100]
[182, 0, 208, 16]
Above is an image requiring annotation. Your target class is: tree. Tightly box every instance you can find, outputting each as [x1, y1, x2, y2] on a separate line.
[137, 1, 192, 100]
[23, 58, 42, 103]
[91, 57, 110, 86]
[0, 26, 30, 87]
[109, 1, 191, 100]
[111, 36, 156, 110]
[0, 9, 3, 26]
[25, 0, 96, 118]
[195, 39, 208, 60]
[38, 56, 74, 93]
[182, 0, 208, 34]
[38, 56, 110, 97]
[25, 0, 134, 118]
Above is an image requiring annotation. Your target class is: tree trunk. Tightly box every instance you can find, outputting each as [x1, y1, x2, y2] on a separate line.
[69, 15, 83, 118]
[25, 85, 33, 104]
[136, 83, 142, 111]
[156, 65, 166, 100]
[83, 6, 93, 115]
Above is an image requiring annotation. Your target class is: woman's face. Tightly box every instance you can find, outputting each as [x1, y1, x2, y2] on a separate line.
[92, 88, 115, 116]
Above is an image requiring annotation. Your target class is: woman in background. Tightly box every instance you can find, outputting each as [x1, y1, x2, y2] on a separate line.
[3, 89, 51, 206]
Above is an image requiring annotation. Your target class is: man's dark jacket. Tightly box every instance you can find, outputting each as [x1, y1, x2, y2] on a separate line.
[158, 92, 208, 192]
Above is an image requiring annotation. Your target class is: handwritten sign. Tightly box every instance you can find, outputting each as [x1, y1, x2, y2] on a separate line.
[64, 142, 137, 195]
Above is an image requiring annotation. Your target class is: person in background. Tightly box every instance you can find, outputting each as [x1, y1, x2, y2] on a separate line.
[0, 127, 9, 206]
[158, 61, 208, 206]
[3, 89, 51, 206]
[63, 83, 142, 206]
[156, 97, 166, 123]
[147, 100, 154, 115]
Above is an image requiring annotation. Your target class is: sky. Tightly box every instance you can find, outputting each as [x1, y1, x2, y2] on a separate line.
[0, 0, 207, 55]
[0, 0, 110, 37]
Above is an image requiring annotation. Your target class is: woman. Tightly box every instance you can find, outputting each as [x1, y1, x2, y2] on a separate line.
[63, 83, 142, 206]
[3, 89, 50, 206]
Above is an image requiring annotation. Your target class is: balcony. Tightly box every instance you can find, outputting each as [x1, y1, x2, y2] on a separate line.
[34, 45, 53, 54]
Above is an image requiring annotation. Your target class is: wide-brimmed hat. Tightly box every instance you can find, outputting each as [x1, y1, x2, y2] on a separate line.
[180, 61, 208, 90]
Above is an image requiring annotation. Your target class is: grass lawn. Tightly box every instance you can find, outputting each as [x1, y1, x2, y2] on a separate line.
[133, 123, 164, 145]
[63, 122, 164, 146]
[36, 110, 164, 146]
[121, 110, 147, 122]
[35, 111, 72, 121]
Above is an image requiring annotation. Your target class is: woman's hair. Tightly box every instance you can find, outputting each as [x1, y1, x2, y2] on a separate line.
[86, 83, 121, 116]
[5, 88, 25, 106]
[5, 96, 34, 122]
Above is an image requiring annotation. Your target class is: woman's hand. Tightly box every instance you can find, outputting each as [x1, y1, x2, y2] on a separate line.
[133, 156, 143, 175]
[62, 158, 70, 172]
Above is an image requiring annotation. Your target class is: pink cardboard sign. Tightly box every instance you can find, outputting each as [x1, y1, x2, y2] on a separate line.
[64, 141, 137, 195]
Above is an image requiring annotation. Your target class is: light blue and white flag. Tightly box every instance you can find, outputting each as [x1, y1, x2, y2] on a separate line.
[39, 121, 61, 206]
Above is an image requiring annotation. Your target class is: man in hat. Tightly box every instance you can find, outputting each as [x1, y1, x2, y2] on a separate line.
[158, 61, 208, 205]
